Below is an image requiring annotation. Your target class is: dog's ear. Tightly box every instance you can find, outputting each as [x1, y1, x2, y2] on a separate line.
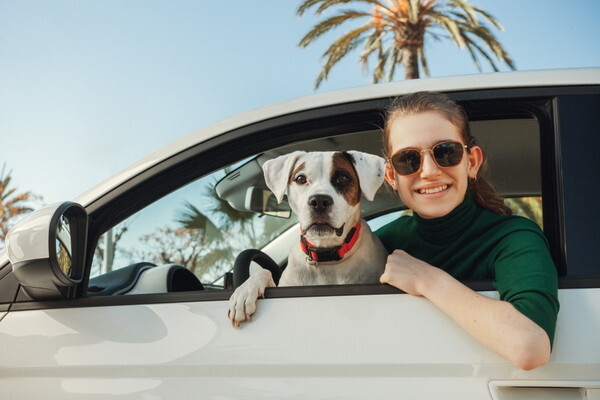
[262, 151, 306, 203]
[346, 151, 385, 201]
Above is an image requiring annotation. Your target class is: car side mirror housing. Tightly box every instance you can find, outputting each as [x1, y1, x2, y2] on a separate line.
[6, 202, 88, 300]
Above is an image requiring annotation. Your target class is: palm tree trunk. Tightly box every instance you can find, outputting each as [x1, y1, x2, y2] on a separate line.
[403, 47, 420, 80]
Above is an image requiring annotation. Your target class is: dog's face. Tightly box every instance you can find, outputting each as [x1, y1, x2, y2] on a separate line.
[263, 151, 385, 244]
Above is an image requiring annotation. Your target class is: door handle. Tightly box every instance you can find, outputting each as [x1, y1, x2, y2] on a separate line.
[490, 380, 600, 400]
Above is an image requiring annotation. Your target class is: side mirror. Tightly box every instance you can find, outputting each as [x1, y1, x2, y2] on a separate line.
[245, 187, 291, 218]
[6, 202, 88, 300]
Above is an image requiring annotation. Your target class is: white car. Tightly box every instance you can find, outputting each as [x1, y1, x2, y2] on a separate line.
[1, 69, 599, 399]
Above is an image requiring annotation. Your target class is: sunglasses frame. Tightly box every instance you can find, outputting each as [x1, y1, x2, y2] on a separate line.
[386, 140, 469, 176]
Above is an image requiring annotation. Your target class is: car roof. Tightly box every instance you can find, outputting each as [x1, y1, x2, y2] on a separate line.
[76, 68, 600, 207]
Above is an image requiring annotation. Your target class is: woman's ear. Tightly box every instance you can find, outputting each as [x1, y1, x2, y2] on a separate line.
[384, 162, 397, 189]
[467, 145, 484, 179]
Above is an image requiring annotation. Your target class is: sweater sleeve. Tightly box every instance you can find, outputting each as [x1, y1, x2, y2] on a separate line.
[491, 225, 560, 345]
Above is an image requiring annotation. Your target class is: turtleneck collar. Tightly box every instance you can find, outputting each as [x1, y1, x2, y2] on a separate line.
[413, 193, 480, 244]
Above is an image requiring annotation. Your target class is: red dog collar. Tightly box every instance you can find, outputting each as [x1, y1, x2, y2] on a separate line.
[300, 222, 362, 263]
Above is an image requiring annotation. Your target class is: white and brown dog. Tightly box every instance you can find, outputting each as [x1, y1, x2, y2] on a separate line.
[228, 150, 387, 326]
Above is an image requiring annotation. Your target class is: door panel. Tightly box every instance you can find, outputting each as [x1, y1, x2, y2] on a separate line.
[0, 289, 598, 399]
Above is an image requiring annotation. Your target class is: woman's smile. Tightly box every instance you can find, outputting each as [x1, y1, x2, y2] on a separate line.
[416, 184, 450, 195]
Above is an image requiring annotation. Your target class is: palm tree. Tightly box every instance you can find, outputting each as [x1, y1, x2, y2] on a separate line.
[297, 0, 515, 88]
[177, 184, 258, 243]
[0, 165, 40, 245]
[175, 183, 262, 281]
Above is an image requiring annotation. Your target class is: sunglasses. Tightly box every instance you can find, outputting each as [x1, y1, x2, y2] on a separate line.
[387, 141, 468, 176]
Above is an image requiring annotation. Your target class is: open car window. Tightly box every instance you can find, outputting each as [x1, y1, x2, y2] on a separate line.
[89, 164, 299, 291]
[88, 113, 544, 296]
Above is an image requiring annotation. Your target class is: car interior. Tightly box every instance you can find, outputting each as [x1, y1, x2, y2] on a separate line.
[87, 113, 543, 296]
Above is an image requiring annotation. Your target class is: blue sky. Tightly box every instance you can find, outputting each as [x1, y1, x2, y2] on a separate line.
[1, 0, 599, 204]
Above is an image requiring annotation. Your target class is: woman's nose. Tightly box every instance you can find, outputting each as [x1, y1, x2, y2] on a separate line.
[420, 150, 442, 178]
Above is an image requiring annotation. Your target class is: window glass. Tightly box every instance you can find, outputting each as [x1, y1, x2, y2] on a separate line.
[367, 210, 412, 232]
[90, 162, 298, 290]
[558, 94, 600, 275]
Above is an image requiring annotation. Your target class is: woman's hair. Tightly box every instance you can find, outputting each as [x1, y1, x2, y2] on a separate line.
[382, 91, 512, 216]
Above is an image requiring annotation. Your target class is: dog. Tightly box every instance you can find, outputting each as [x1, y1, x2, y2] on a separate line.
[228, 150, 388, 327]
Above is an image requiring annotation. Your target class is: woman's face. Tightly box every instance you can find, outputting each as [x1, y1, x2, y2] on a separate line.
[385, 111, 482, 219]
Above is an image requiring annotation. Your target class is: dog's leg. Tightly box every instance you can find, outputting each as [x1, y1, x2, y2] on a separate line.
[228, 268, 275, 327]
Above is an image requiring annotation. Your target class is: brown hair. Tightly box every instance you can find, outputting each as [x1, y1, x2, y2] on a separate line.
[382, 91, 512, 216]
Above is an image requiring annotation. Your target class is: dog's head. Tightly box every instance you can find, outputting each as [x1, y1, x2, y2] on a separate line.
[262, 151, 385, 244]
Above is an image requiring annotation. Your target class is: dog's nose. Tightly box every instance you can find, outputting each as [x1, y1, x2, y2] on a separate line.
[308, 194, 333, 212]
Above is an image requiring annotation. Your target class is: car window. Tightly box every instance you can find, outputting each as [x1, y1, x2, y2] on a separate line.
[90, 163, 298, 290]
[88, 113, 546, 295]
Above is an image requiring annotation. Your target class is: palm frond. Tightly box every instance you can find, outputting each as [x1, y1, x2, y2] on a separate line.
[464, 24, 515, 69]
[297, 0, 387, 16]
[465, 35, 501, 71]
[463, 36, 483, 70]
[430, 12, 466, 48]
[471, 6, 505, 31]
[372, 47, 390, 83]
[177, 201, 223, 240]
[407, 0, 420, 22]
[299, 10, 370, 47]
[418, 46, 430, 77]
[359, 29, 385, 70]
[0, 164, 40, 243]
[386, 46, 402, 81]
[448, 0, 479, 26]
[315, 24, 372, 88]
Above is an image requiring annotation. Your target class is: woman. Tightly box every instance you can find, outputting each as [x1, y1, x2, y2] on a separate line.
[376, 91, 559, 370]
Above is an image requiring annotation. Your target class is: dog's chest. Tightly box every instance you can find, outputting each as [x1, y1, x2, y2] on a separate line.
[280, 238, 384, 286]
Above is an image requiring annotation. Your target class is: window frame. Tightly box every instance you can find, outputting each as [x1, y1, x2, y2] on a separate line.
[555, 93, 600, 277]
[6, 85, 600, 311]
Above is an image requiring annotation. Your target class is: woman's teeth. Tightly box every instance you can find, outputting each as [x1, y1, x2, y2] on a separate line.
[418, 185, 448, 194]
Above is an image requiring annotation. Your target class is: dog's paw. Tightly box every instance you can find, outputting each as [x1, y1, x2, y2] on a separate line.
[227, 269, 275, 327]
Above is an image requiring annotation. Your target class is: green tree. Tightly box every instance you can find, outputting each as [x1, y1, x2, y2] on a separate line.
[0, 165, 41, 246]
[137, 226, 230, 278]
[175, 184, 285, 282]
[178, 184, 264, 248]
[505, 196, 543, 229]
[298, 0, 515, 88]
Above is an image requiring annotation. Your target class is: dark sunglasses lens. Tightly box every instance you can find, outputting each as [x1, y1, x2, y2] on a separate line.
[434, 142, 464, 167]
[392, 150, 421, 175]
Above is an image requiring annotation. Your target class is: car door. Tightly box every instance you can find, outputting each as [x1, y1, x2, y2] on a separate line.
[0, 83, 599, 400]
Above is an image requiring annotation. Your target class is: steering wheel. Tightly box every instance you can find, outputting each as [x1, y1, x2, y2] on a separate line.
[233, 249, 282, 289]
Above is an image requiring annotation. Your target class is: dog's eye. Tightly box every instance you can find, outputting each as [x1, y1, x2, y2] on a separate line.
[333, 173, 350, 186]
[294, 174, 307, 184]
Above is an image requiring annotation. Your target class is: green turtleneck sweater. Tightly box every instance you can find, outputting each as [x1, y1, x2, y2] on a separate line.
[375, 195, 559, 344]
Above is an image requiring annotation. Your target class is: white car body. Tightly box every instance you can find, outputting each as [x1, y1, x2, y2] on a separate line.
[1, 69, 599, 399]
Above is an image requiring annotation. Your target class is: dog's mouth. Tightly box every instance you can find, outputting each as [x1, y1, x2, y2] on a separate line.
[304, 221, 345, 237]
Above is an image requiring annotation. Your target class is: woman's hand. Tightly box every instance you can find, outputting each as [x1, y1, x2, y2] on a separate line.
[379, 249, 440, 296]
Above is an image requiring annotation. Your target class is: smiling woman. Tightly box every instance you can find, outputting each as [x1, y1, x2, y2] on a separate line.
[377, 91, 559, 370]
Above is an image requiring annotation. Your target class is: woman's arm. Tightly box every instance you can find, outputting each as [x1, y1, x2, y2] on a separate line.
[380, 249, 551, 370]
